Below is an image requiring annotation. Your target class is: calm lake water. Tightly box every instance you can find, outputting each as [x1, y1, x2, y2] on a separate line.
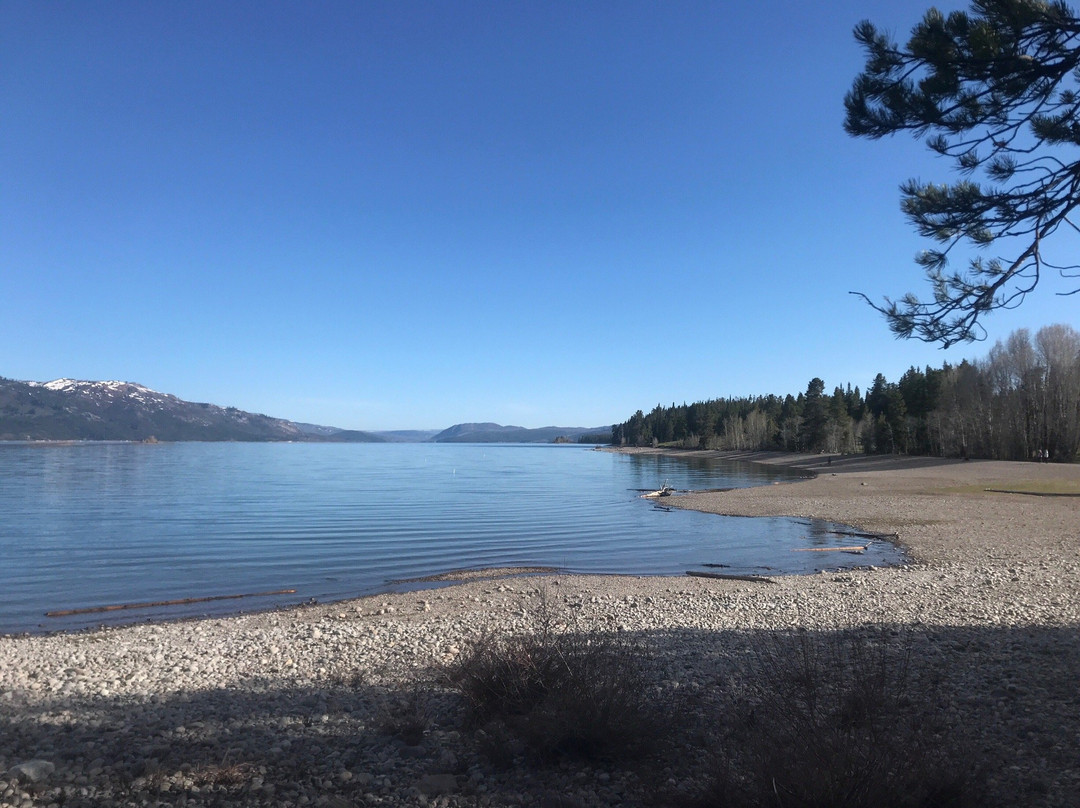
[0, 443, 904, 633]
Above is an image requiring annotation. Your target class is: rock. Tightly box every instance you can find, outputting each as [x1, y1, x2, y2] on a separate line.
[7, 760, 55, 783]
[417, 773, 457, 796]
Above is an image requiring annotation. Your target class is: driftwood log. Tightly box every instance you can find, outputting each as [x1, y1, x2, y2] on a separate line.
[984, 488, 1080, 498]
[793, 545, 868, 553]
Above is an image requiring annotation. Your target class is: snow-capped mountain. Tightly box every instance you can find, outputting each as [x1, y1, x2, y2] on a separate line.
[0, 377, 383, 442]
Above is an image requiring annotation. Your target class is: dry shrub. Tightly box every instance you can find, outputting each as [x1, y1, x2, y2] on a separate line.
[378, 682, 437, 746]
[141, 753, 256, 793]
[691, 628, 987, 808]
[190, 760, 257, 788]
[445, 591, 665, 763]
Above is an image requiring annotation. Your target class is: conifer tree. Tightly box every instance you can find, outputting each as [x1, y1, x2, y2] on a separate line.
[800, 378, 830, 450]
[845, 0, 1080, 346]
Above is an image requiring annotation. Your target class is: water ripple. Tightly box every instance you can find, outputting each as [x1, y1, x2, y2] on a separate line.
[0, 443, 903, 633]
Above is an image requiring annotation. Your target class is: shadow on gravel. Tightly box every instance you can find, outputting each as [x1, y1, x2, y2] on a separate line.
[1, 622, 1077, 807]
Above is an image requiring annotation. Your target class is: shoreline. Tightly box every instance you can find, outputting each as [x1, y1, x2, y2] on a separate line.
[2, 451, 1078, 805]
[607, 446, 1080, 564]
[10, 450, 904, 639]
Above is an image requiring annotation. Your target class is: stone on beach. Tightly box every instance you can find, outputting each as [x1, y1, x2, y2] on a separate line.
[7, 759, 55, 783]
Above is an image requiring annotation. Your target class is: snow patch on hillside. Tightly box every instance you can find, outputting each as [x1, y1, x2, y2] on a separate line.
[29, 379, 163, 400]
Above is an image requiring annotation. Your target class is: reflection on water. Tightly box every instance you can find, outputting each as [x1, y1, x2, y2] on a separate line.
[0, 443, 904, 633]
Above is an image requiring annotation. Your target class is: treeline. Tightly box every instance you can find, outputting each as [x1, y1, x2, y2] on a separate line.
[613, 324, 1080, 462]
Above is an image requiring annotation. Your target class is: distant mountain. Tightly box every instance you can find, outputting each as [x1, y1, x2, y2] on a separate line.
[0, 378, 384, 443]
[291, 422, 343, 437]
[372, 429, 442, 443]
[430, 422, 612, 443]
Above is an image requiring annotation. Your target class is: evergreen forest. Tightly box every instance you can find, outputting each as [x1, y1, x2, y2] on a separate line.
[612, 325, 1080, 462]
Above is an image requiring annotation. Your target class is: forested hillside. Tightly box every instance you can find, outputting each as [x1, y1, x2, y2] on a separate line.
[0, 378, 385, 443]
[613, 324, 1080, 462]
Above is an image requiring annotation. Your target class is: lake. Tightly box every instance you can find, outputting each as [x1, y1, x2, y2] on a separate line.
[0, 443, 904, 633]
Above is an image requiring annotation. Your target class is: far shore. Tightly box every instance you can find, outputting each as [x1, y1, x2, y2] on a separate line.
[605, 445, 1080, 565]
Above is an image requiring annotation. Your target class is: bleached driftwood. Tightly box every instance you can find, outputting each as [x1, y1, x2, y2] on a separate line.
[793, 545, 868, 553]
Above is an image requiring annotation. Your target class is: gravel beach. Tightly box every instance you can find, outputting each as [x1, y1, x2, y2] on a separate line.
[2, 451, 1078, 807]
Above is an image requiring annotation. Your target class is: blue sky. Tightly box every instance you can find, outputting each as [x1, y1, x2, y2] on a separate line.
[3, 1, 1077, 431]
